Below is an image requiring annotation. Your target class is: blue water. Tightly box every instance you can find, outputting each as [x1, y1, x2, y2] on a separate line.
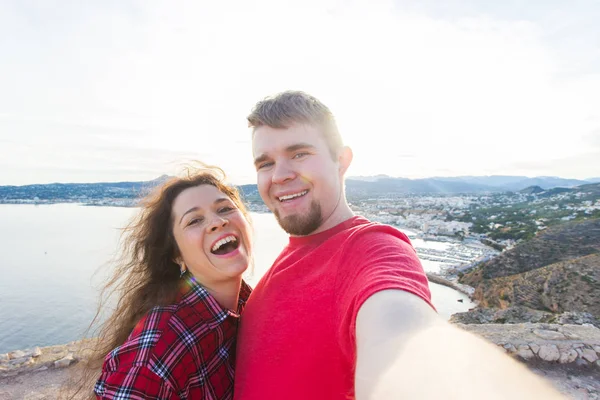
[0, 204, 473, 353]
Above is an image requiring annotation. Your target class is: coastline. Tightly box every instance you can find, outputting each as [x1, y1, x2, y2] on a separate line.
[426, 272, 475, 298]
[0, 339, 95, 379]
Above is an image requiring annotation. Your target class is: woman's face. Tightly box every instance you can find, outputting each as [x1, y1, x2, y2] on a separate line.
[171, 184, 252, 284]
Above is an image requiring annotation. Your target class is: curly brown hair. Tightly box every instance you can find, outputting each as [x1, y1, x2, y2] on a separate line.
[66, 164, 249, 399]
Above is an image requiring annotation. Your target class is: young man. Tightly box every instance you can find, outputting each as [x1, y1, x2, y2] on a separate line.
[234, 91, 561, 399]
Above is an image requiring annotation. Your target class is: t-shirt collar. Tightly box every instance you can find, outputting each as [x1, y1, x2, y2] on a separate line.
[287, 216, 369, 247]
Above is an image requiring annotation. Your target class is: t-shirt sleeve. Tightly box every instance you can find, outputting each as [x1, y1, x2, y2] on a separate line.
[334, 227, 435, 358]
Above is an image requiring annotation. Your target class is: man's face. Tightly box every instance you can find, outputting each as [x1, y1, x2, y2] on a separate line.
[252, 123, 345, 236]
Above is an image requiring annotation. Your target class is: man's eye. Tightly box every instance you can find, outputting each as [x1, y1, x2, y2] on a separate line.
[293, 152, 309, 159]
[258, 162, 274, 169]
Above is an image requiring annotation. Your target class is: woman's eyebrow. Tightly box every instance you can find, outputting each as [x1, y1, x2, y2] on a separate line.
[179, 206, 202, 224]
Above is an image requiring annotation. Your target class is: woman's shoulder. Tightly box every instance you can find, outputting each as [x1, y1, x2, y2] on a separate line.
[104, 304, 180, 368]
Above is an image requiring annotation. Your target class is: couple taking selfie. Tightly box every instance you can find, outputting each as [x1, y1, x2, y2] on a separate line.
[82, 91, 561, 399]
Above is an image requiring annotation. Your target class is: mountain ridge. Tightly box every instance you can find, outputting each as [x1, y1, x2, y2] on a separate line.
[1, 175, 597, 199]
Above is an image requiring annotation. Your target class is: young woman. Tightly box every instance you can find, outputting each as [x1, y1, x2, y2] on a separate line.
[83, 166, 253, 399]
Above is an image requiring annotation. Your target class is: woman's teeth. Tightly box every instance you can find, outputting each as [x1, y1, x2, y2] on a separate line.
[211, 235, 237, 252]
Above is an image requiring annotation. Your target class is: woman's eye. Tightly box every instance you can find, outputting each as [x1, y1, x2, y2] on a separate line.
[219, 206, 235, 213]
[187, 217, 203, 226]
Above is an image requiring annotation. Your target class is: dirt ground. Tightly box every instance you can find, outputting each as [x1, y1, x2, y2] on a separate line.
[0, 362, 598, 399]
[0, 367, 71, 400]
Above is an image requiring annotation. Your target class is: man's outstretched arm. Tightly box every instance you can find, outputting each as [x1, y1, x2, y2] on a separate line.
[355, 289, 564, 399]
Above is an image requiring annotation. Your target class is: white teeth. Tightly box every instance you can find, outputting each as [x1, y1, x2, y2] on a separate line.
[278, 190, 308, 202]
[211, 235, 237, 252]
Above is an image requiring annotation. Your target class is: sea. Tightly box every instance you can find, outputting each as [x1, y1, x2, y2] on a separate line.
[0, 204, 474, 354]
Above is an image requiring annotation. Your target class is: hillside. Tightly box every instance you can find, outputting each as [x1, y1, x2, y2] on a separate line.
[466, 253, 600, 314]
[460, 218, 600, 317]
[462, 218, 600, 281]
[519, 185, 544, 194]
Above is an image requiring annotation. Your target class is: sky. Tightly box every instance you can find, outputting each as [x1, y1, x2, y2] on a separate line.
[1, 0, 599, 185]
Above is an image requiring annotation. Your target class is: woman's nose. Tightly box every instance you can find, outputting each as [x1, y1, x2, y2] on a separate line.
[207, 215, 228, 232]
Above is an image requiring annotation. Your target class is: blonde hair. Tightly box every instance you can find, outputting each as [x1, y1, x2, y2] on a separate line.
[247, 90, 343, 159]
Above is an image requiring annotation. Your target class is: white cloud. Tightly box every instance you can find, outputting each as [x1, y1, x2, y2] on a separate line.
[1, 0, 599, 184]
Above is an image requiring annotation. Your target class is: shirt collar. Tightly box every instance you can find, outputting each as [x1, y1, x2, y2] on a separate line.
[179, 274, 252, 317]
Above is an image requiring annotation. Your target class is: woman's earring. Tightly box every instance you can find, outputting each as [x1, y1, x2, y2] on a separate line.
[179, 262, 187, 278]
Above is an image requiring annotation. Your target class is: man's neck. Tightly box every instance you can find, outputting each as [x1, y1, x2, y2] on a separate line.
[309, 202, 355, 236]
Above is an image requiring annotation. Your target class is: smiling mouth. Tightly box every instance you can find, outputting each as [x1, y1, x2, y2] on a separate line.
[210, 235, 240, 255]
[278, 190, 308, 202]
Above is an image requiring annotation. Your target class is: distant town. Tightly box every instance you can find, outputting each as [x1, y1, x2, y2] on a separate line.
[1, 175, 599, 253]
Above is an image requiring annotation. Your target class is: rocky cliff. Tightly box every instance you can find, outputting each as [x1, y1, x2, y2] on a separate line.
[460, 218, 600, 317]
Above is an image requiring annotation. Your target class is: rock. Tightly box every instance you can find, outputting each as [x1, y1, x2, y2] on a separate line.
[8, 356, 34, 366]
[8, 350, 25, 359]
[503, 343, 517, 354]
[538, 344, 560, 362]
[555, 312, 599, 327]
[529, 343, 540, 355]
[575, 348, 584, 357]
[517, 345, 535, 360]
[582, 348, 599, 363]
[54, 353, 74, 368]
[497, 306, 551, 324]
[561, 331, 581, 340]
[35, 365, 48, 372]
[450, 308, 496, 324]
[573, 343, 585, 348]
[575, 357, 589, 366]
[450, 306, 555, 325]
[16, 347, 43, 358]
[593, 345, 600, 353]
[0, 353, 8, 362]
[558, 349, 578, 364]
[533, 329, 566, 340]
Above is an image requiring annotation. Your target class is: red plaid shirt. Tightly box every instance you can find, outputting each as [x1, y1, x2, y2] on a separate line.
[94, 275, 251, 400]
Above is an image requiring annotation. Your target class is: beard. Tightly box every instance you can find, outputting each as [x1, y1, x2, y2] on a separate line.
[274, 200, 323, 236]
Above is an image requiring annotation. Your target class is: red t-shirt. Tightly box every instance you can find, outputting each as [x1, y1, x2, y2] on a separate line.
[234, 216, 433, 399]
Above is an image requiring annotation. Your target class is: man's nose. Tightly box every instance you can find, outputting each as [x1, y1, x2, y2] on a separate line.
[272, 161, 296, 184]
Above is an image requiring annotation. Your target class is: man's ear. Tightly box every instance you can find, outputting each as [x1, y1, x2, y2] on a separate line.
[338, 146, 353, 176]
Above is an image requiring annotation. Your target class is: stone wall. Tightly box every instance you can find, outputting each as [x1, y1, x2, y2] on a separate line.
[457, 323, 600, 367]
[1, 323, 599, 379]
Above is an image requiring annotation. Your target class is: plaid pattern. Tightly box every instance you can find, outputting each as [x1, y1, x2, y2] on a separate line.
[95, 275, 251, 400]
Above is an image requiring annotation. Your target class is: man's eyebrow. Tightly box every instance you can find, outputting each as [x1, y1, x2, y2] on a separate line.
[254, 154, 269, 166]
[285, 143, 316, 153]
[254, 143, 316, 166]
